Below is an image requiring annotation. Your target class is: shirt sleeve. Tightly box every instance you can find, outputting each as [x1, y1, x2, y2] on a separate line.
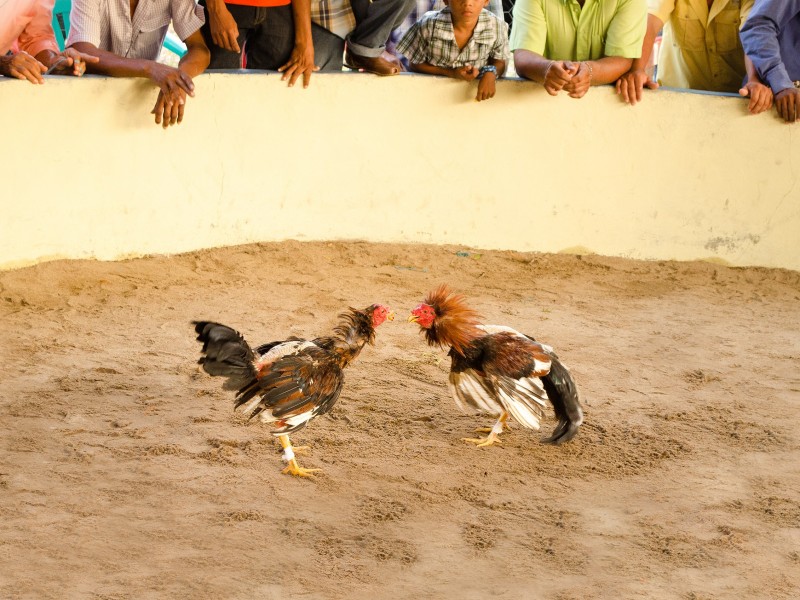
[509, 0, 546, 55]
[66, 0, 102, 47]
[171, 0, 206, 41]
[396, 20, 429, 65]
[739, 0, 754, 25]
[647, 0, 674, 27]
[604, 0, 647, 59]
[739, 0, 800, 93]
[490, 16, 510, 62]
[17, 0, 59, 57]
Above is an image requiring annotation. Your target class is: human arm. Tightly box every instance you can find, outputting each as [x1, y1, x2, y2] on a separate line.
[408, 62, 479, 80]
[563, 56, 633, 98]
[738, 56, 773, 115]
[513, 50, 577, 95]
[150, 29, 211, 128]
[205, 0, 241, 53]
[615, 12, 663, 105]
[1, 0, 96, 83]
[0, 52, 47, 83]
[476, 58, 505, 101]
[739, 0, 799, 122]
[278, 0, 318, 88]
[739, 0, 799, 98]
[773, 88, 799, 123]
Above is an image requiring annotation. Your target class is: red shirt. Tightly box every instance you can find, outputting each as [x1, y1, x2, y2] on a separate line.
[226, 0, 290, 7]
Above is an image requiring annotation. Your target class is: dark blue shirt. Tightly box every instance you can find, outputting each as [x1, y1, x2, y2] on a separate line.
[740, 0, 800, 93]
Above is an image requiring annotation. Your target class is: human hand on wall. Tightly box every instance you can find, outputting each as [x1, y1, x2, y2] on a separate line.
[563, 61, 592, 99]
[738, 81, 773, 115]
[0, 52, 46, 84]
[146, 64, 196, 128]
[542, 61, 577, 96]
[615, 68, 658, 105]
[279, 42, 319, 88]
[773, 88, 799, 123]
[476, 71, 496, 101]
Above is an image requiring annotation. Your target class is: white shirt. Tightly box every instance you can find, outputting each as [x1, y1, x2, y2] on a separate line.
[67, 0, 204, 60]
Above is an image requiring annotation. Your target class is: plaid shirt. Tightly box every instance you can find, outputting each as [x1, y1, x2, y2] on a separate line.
[311, 0, 356, 39]
[397, 7, 509, 69]
[388, 0, 504, 53]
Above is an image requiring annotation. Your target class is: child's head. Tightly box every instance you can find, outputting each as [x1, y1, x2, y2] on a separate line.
[444, 0, 490, 22]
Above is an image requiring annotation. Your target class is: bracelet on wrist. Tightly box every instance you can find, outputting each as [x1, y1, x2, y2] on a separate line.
[542, 60, 554, 83]
[478, 65, 497, 79]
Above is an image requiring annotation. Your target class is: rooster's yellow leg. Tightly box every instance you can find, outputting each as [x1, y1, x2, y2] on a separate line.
[463, 413, 508, 447]
[278, 435, 321, 477]
[474, 413, 512, 434]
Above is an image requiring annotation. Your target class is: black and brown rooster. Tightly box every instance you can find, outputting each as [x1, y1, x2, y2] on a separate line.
[193, 304, 393, 476]
[409, 285, 582, 446]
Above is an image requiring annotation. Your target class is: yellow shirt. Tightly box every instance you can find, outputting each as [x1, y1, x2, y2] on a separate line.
[650, 0, 753, 92]
[511, 0, 647, 61]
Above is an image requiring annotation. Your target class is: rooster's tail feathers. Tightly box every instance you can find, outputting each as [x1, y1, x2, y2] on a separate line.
[193, 321, 258, 391]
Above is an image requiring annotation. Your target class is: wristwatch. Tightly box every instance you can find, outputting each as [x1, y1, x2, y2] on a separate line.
[478, 65, 497, 79]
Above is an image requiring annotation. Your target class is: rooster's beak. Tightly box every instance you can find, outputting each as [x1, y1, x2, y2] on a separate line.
[408, 314, 419, 323]
[387, 311, 395, 322]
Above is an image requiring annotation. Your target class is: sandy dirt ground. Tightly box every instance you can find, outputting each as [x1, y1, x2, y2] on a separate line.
[1, 241, 799, 600]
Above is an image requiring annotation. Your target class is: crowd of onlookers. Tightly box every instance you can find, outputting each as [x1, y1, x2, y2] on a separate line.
[2, 0, 798, 127]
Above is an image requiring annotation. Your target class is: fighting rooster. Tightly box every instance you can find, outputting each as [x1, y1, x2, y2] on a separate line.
[409, 285, 582, 446]
[193, 304, 393, 477]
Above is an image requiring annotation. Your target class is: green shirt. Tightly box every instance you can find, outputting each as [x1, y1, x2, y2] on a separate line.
[510, 0, 647, 61]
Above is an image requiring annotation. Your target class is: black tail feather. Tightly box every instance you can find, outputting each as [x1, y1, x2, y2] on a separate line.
[540, 355, 583, 445]
[193, 321, 258, 392]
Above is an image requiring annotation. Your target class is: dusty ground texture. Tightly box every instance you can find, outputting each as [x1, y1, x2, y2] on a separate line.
[1, 241, 799, 599]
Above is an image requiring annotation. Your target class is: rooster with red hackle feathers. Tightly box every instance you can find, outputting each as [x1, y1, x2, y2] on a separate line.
[409, 285, 582, 446]
[193, 304, 393, 477]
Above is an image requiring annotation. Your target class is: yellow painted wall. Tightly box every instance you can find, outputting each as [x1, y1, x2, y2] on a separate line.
[2, 73, 798, 271]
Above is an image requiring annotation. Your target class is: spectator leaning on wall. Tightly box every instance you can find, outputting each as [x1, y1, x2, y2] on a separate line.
[386, 0, 505, 68]
[199, 0, 317, 87]
[201, 0, 415, 78]
[510, 0, 647, 99]
[0, 0, 97, 83]
[66, 0, 211, 129]
[740, 0, 800, 123]
[615, 0, 772, 116]
[396, 0, 510, 102]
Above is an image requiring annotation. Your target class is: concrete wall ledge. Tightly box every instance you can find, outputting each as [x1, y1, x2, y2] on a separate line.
[2, 72, 798, 271]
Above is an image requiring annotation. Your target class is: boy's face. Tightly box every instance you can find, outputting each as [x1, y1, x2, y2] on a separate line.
[444, 0, 490, 21]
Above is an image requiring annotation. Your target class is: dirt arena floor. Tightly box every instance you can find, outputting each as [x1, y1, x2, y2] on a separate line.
[1, 241, 799, 599]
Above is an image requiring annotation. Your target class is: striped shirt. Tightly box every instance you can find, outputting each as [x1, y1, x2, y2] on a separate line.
[397, 7, 510, 68]
[66, 0, 205, 61]
[311, 0, 356, 39]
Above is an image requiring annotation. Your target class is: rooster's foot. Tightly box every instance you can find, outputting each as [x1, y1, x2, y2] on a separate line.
[281, 459, 322, 477]
[462, 432, 502, 448]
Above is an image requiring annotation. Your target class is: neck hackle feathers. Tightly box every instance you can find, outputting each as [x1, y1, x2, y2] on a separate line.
[423, 285, 482, 356]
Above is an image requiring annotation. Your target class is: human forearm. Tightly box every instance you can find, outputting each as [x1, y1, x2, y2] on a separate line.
[179, 32, 211, 78]
[740, 15, 794, 93]
[69, 41, 156, 78]
[512, 49, 551, 83]
[583, 56, 633, 86]
[490, 58, 506, 78]
[630, 14, 663, 73]
[291, 0, 313, 48]
[409, 62, 460, 78]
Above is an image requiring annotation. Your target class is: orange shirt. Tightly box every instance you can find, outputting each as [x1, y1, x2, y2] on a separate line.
[0, 0, 60, 56]
[225, 0, 291, 7]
